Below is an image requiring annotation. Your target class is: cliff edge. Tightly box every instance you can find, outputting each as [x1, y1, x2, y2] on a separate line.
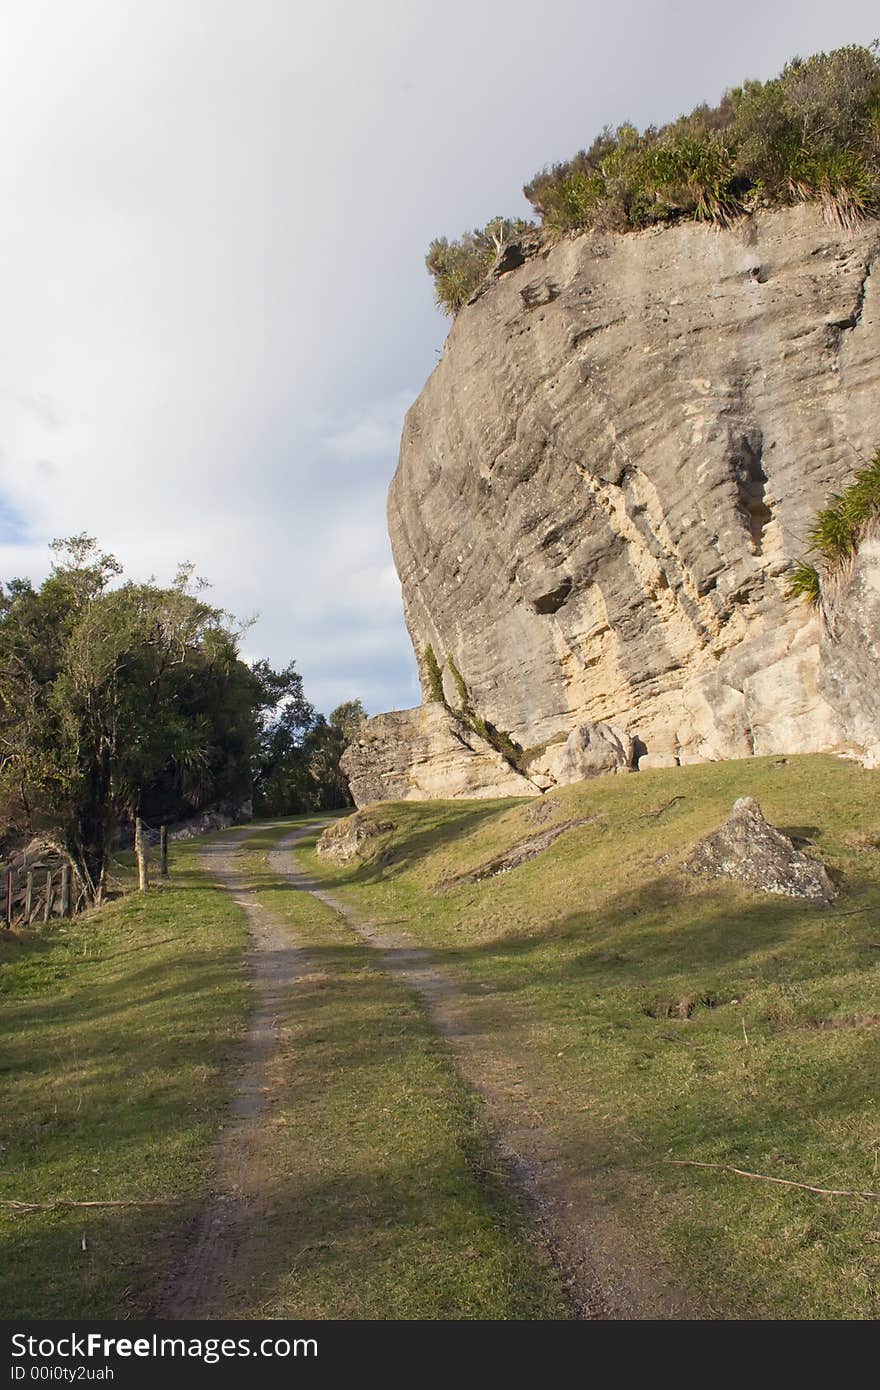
[349, 206, 879, 804]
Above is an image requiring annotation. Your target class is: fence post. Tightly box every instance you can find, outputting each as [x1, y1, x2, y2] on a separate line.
[25, 871, 34, 925]
[160, 826, 168, 878]
[4, 868, 10, 928]
[43, 870, 53, 923]
[135, 818, 149, 893]
[60, 864, 70, 918]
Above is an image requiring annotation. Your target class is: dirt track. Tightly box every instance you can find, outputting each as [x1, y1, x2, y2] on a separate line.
[160, 821, 692, 1320]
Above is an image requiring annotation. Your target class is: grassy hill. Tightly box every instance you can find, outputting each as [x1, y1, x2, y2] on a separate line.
[2, 754, 877, 1319]
[302, 753, 880, 1319]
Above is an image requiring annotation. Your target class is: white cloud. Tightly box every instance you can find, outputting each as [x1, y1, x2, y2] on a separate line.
[323, 392, 414, 460]
[1, 0, 876, 713]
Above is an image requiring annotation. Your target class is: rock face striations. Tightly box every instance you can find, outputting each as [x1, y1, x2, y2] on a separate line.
[349, 206, 879, 805]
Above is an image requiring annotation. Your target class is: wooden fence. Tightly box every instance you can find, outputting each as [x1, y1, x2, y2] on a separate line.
[2, 820, 169, 928]
[2, 856, 85, 927]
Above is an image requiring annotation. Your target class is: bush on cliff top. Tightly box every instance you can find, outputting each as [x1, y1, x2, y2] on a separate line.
[428, 43, 880, 315]
[426, 217, 532, 315]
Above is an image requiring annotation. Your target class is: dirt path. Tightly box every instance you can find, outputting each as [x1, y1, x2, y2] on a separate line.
[158, 824, 306, 1319]
[277, 825, 694, 1320]
[161, 820, 691, 1319]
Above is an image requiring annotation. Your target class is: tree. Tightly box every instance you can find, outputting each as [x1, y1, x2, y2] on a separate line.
[0, 537, 300, 902]
[253, 698, 366, 816]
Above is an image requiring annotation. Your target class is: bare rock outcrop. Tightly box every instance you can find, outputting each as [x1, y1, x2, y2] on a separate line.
[437, 818, 587, 889]
[340, 702, 540, 805]
[683, 796, 837, 905]
[389, 205, 879, 768]
[819, 533, 880, 766]
[316, 812, 396, 863]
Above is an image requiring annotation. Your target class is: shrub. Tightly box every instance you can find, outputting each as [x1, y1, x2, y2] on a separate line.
[787, 449, 880, 606]
[785, 559, 822, 608]
[426, 217, 533, 316]
[423, 644, 445, 702]
[427, 43, 880, 313]
[445, 655, 470, 711]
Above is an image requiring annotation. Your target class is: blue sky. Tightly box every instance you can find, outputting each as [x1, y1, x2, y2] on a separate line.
[1, 1, 876, 714]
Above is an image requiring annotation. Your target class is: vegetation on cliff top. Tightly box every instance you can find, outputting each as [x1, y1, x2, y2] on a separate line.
[427, 42, 880, 315]
[788, 448, 880, 607]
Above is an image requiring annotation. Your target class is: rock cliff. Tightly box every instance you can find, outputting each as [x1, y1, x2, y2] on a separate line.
[819, 533, 880, 765]
[353, 207, 880, 805]
[340, 703, 541, 805]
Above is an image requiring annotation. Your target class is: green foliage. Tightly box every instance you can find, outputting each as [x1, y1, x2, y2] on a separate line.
[0, 537, 339, 895]
[426, 217, 533, 316]
[808, 452, 880, 563]
[428, 43, 880, 311]
[465, 713, 523, 768]
[424, 644, 445, 702]
[253, 699, 366, 817]
[787, 449, 880, 606]
[445, 655, 470, 711]
[785, 559, 822, 608]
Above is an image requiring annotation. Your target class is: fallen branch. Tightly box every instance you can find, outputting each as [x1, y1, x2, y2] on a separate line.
[664, 1159, 880, 1200]
[640, 796, 685, 821]
[0, 1197, 177, 1214]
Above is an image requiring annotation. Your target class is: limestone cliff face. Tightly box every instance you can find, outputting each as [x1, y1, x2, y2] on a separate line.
[340, 703, 541, 805]
[819, 535, 880, 763]
[389, 206, 879, 766]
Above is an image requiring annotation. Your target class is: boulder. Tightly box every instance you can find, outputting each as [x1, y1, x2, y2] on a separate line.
[526, 722, 633, 785]
[683, 796, 837, 905]
[317, 812, 395, 863]
[340, 702, 541, 807]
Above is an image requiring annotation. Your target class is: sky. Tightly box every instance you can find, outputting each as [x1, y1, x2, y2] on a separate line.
[0, 2, 876, 715]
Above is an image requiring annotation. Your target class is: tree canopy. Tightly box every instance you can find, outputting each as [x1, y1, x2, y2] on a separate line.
[0, 537, 363, 899]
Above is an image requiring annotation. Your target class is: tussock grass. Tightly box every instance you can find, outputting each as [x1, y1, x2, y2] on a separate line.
[788, 450, 880, 608]
[303, 755, 880, 1319]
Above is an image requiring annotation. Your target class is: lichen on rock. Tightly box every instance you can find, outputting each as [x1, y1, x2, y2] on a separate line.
[682, 796, 837, 905]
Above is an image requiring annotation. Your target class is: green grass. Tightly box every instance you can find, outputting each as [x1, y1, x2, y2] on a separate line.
[0, 838, 249, 1319]
[0, 822, 567, 1321]
[301, 754, 880, 1320]
[222, 826, 567, 1319]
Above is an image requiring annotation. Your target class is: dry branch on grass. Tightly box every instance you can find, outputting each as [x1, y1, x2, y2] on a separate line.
[664, 1159, 880, 1200]
[0, 1197, 178, 1214]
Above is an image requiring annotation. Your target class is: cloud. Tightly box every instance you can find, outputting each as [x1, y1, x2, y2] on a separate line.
[323, 392, 414, 461]
[1, 0, 876, 714]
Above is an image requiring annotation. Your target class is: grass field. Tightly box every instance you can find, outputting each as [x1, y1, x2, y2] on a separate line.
[0, 824, 566, 1320]
[0, 839, 249, 1319]
[301, 754, 880, 1320]
[4, 755, 878, 1319]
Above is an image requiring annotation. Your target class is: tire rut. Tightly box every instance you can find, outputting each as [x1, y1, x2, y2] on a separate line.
[156, 824, 307, 1319]
[277, 823, 695, 1321]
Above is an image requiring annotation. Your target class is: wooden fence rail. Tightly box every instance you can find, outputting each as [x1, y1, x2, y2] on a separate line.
[2, 862, 86, 928]
[2, 821, 170, 927]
